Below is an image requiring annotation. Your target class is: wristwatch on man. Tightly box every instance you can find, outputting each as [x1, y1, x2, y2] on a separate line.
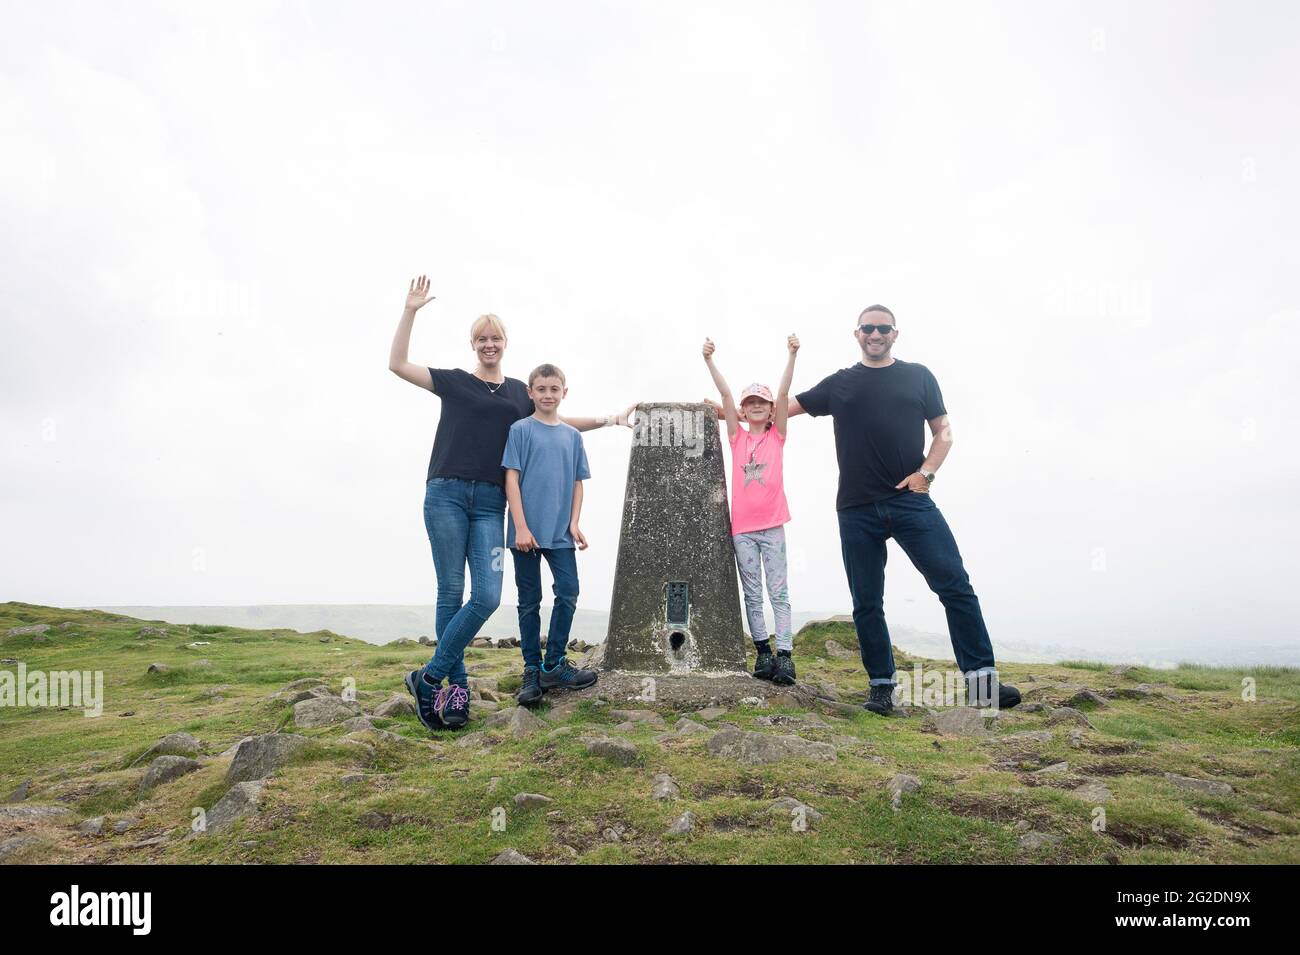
[918, 467, 936, 484]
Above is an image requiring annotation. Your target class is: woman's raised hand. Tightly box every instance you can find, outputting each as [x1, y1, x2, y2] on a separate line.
[405, 275, 436, 312]
[702, 337, 716, 360]
[787, 333, 800, 354]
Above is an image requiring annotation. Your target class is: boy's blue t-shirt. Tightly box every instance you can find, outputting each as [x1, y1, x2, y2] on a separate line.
[501, 416, 591, 549]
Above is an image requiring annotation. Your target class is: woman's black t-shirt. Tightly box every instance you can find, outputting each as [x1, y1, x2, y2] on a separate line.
[425, 368, 534, 487]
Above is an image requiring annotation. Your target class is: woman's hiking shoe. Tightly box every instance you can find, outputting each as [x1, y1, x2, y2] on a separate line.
[539, 658, 598, 691]
[436, 683, 471, 728]
[772, 651, 796, 685]
[405, 669, 444, 731]
[753, 648, 777, 681]
[517, 666, 544, 706]
[863, 683, 896, 715]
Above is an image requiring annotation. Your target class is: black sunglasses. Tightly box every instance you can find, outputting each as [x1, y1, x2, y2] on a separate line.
[857, 323, 896, 335]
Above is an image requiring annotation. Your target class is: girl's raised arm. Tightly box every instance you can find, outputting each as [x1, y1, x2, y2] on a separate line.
[775, 333, 799, 437]
[702, 337, 740, 441]
[388, 275, 436, 391]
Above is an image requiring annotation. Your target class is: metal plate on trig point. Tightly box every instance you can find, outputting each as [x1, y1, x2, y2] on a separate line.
[666, 582, 689, 627]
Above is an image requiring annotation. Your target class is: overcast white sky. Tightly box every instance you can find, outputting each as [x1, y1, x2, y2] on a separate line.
[2, 1, 1297, 662]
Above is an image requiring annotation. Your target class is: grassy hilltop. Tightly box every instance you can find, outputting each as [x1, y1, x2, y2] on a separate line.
[1, 601, 1297, 864]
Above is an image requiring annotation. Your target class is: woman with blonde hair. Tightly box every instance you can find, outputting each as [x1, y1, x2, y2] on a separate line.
[388, 275, 635, 731]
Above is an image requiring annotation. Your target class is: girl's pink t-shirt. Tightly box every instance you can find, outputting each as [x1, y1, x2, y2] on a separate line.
[728, 424, 791, 535]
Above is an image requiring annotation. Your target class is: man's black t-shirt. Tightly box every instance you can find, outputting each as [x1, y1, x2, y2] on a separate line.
[795, 359, 947, 510]
[426, 368, 534, 487]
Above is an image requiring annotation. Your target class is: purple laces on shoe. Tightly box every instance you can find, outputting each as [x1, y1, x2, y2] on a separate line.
[447, 684, 470, 710]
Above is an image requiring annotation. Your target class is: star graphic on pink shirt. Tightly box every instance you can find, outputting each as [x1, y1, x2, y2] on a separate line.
[742, 459, 767, 486]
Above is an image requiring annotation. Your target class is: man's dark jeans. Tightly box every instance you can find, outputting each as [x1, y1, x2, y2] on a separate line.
[837, 491, 996, 685]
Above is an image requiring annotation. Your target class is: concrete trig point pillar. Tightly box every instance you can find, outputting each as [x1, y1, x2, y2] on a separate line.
[602, 401, 748, 674]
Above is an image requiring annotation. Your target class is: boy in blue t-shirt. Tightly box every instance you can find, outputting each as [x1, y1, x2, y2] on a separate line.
[502, 363, 599, 704]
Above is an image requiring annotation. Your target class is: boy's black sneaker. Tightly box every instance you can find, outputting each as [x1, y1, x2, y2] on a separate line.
[772, 651, 796, 686]
[538, 658, 598, 691]
[436, 682, 471, 729]
[753, 648, 776, 681]
[863, 683, 896, 715]
[517, 666, 544, 706]
[405, 668, 445, 732]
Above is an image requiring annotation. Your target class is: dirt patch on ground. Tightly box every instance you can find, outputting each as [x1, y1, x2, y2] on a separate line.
[936, 793, 1054, 828]
[1192, 808, 1278, 842]
[1104, 822, 1195, 850]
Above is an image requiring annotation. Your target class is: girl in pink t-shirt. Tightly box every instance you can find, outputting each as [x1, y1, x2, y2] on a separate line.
[702, 334, 800, 686]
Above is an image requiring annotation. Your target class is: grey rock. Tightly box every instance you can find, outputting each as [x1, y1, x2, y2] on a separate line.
[112, 817, 139, 834]
[513, 792, 553, 810]
[127, 836, 170, 849]
[1074, 780, 1113, 803]
[140, 755, 201, 791]
[1031, 761, 1070, 776]
[130, 732, 203, 766]
[545, 726, 574, 740]
[205, 781, 264, 832]
[1068, 729, 1086, 748]
[490, 848, 536, 865]
[769, 796, 823, 828]
[1164, 773, 1233, 796]
[225, 733, 309, 784]
[923, 707, 996, 737]
[6, 624, 50, 637]
[146, 663, 169, 674]
[651, 773, 680, 800]
[1019, 831, 1061, 850]
[293, 696, 360, 728]
[279, 678, 326, 693]
[0, 835, 43, 862]
[609, 709, 665, 726]
[1064, 689, 1109, 709]
[665, 811, 695, 836]
[5, 780, 30, 803]
[77, 816, 106, 836]
[0, 804, 73, 821]
[357, 810, 392, 829]
[1019, 702, 1052, 714]
[824, 639, 855, 659]
[887, 773, 922, 810]
[695, 706, 728, 721]
[584, 736, 640, 765]
[486, 706, 548, 738]
[371, 696, 416, 717]
[705, 728, 837, 765]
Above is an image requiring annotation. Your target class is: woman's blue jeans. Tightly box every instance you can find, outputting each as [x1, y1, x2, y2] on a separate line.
[423, 477, 505, 685]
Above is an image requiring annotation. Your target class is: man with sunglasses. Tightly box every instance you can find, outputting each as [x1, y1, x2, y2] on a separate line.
[787, 306, 1020, 715]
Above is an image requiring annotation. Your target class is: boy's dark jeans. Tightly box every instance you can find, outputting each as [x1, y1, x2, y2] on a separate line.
[510, 546, 579, 669]
[837, 491, 997, 685]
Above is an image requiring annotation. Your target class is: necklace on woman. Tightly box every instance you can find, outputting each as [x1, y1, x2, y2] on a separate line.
[475, 373, 505, 394]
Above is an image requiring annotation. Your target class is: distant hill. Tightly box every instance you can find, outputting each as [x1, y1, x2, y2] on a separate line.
[83, 605, 1300, 667]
